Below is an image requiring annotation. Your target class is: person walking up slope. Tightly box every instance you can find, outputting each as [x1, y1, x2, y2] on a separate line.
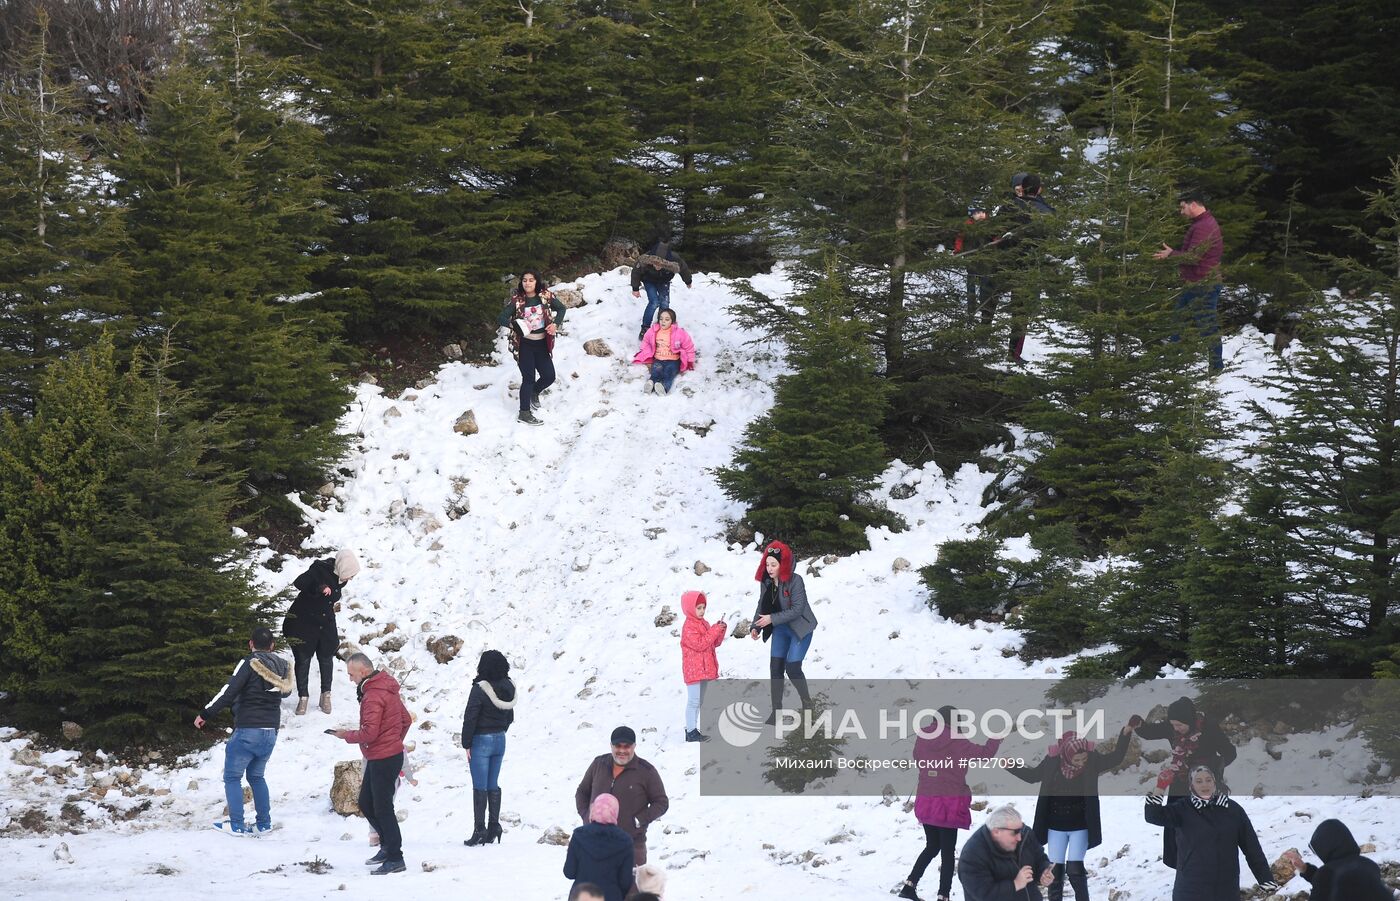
[283, 549, 359, 716]
[196, 627, 295, 836]
[334, 653, 413, 875]
[679, 590, 727, 742]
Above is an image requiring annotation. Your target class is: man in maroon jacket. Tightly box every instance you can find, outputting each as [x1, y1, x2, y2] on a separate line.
[1155, 190, 1225, 372]
[335, 652, 412, 875]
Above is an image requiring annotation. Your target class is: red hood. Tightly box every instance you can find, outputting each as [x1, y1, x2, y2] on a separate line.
[681, 590, 708, 620]
[755, 540, 794, 582]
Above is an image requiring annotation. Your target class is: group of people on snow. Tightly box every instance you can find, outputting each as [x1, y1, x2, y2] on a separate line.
[497, 239, 696, 426]
[956, 172, 1225, 372]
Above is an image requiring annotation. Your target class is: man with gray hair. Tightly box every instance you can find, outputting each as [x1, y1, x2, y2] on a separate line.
[958, 804, 1055, 900]
[334, 652, 412, 875]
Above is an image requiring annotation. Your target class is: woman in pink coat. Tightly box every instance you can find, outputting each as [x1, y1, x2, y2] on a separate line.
[633, 309, 696, 395]
[897, 706, 1003, 901]
[679, 590, 726, 742]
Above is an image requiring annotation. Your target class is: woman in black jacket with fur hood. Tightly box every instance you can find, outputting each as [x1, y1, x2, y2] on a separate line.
[461, 650, 516, 846]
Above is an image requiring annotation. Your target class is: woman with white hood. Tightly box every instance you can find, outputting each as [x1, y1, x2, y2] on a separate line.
[282, 549, 359, 715]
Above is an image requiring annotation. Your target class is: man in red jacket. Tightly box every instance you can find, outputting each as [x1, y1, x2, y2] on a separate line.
[1155, 189, 1225, 372]
[335, 653, 412, 875]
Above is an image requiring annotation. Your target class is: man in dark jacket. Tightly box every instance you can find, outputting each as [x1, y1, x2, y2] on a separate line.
[574, 726, 670, 865]
[958, 804, 1056, 901]
[1136, 696, 1237, 868]
[1154, 189, 1225, 372]
[631, 239, 693, 340]
[335, 652, 413, 875]
[282, 549, 359, 716]
[1000, 173, 1056, 362]
[196, 627, 294, 836]
[1284, 819, 1392, 901]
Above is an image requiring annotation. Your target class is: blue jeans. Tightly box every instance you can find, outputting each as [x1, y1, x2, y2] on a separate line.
[650, 359, 681, 393]
[770, 623, 814, 663]
[1046, 828, 1090, 863]
[686, 681, 708, 732]
[640, 281, 671, 329]
[224, 728, 277, 829]
[1171, 283, 1223, 371]
[469, 732, 506, 791]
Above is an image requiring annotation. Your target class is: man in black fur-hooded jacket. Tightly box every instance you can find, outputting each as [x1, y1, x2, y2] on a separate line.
[196, 627, 295, 835]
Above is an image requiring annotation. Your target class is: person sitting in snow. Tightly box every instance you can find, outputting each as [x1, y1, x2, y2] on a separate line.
[631, 237, 693, 341]
[679, 590, 727, 742]
[1004, 720, 1140, 901]
[633, 308, 696, 396]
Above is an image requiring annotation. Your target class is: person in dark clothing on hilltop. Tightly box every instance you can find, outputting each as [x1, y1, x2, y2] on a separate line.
[575, 726, 670, 866]
[1283, 819, 1393, 901]
[1154, 189, 1225, 372]
[631, 238, 693, 341]
[461, 649, 517, 847]
[1136, 696, 1237, 869]
[1144, 766, 1278, 901]
[334, 652, 413, 875]
[498, 270, 567, 426]
[1001, 173, 1056, 362]
[1007, 720, 1140, 901]
[749, 540, 818, 727]
[958, 804, 1056, 901]
[283, 549, 359, 716]
[564, 793, 636, 901]
[196, 626, 295, 836]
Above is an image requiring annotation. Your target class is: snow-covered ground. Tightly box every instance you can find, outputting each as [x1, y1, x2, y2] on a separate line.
[2, 267, 1396, 899]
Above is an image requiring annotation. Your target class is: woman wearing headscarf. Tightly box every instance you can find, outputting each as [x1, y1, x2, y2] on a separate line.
[461, 649, 516, 846]
[564, 793, 636, 901]
[1136, 696, 1237, 868]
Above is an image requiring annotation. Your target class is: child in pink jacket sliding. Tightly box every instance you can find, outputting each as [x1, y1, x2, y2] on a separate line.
[633, 309, 696, 396]
[679, 590, 727, 742]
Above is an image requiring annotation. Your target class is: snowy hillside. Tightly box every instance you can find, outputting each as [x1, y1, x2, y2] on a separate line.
[2, 266, 1397, 899]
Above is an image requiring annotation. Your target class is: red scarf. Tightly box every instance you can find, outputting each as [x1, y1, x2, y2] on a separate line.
[1155, 713, 1205, 792]
[1049, 731, 1095, 780]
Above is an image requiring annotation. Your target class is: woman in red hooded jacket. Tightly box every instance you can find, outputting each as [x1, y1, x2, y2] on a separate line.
[679, 590, 727, 742]
[749, 541, 818, 725]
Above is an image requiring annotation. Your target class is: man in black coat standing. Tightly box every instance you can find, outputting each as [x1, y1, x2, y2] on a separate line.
[958, 804, 1056, 901]
[282, 549, 359, 715]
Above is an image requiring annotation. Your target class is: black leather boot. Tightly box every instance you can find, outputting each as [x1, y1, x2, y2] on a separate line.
[485, 789, 503, 843]
[463, 790, 487, 846]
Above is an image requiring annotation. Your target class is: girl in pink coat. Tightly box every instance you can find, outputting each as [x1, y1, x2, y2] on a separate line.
[898, 706, 1003, 901]
[679, 590, 726, 742]
[633, 309, 696, 395]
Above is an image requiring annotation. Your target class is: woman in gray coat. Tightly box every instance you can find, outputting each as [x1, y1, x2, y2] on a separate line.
[749, 540, 817, 725]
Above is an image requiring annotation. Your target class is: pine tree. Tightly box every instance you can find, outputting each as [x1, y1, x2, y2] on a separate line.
[0, 9, 129, 414]
[0, 337, 269, 744]
[628, 0, 782, 267]
[113, 59, 348, 504]
[716, 265, 897, 554]
[1228, 160, 1400, 676]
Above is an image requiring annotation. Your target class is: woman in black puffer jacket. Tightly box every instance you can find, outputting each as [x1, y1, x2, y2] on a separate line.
[461, 650, 516, 846]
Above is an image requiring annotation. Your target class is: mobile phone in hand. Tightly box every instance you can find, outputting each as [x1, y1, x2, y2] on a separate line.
[324, 729, 337, 735]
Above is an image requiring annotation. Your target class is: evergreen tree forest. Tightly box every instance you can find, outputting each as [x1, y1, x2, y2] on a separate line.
[3, 0, 1400, 747]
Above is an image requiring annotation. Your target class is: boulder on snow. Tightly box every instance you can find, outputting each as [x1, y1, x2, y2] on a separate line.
[890, 482, 918, 500]
[694, 560, 711, 576]
[602, 238, 641, 269]
[428, 635, 463, 665]
[331, 760, 364, 816]
[583, 339, 612, 358]
[414, 377, 436, 390]
[443, 343, 463, 360]
[732, 618, 753, 639]
[383, 406, 402, 421]
[654, 606, 677, 628]
[379, 634, 408, 654]
[892, 557, 912, 573]
[61, 721, 83, 742]
[317, 482, 336, 498]
[554, 288, 586, 309]
[453, 411, 479, 436]
[538, 826, 571, 846]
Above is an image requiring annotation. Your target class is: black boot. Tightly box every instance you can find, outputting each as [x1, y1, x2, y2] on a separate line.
[896, 880, 923, 900]
[784, 660, 812, 708]
[1046, 863, 1066, 901]
[768, 657, 785, 724]
[1066, 861, 1090, 901]
[485, 788, 503, 844]
[463, 790, 487, 846]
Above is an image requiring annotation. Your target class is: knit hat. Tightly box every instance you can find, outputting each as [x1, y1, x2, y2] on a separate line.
[1011, 172, 1029, 189]
[334, 549, 360, 582]
[635, 863, 667, 896]
[967, 203, 988, 217]
[1167, 696, 1197, 725]
[610, 725, 637, 746]
[589, 793, 620, 825]
[1048, 731, 1095, 757]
